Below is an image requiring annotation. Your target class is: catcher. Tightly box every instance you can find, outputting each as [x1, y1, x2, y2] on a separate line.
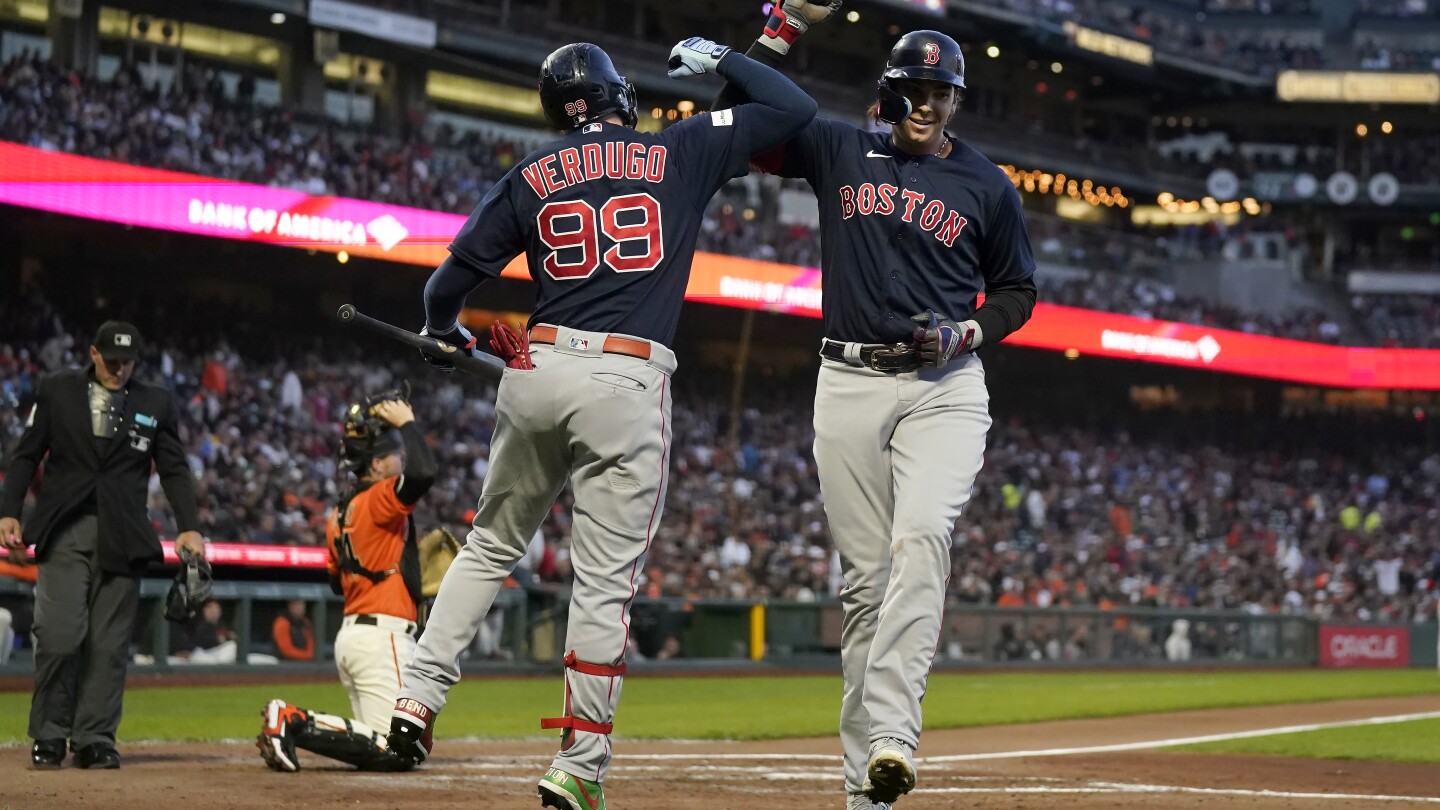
[256, 385, 453, 772]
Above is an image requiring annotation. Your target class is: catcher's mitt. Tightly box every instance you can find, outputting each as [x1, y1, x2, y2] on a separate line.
[418, 528, 461, 598]
[165, 546, 214, 622]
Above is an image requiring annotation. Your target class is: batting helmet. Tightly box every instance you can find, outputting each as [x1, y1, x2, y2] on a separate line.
[339, 383, 409, 475]
[875, 30, 966, 125]
[539, 43, 638, 131]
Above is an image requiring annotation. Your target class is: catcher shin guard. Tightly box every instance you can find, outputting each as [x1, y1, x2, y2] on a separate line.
[294, 712, 414, 772]
[389, 697, 437, 765]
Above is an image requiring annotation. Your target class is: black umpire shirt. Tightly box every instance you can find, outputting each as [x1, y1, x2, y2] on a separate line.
[1, 366, 200, 575]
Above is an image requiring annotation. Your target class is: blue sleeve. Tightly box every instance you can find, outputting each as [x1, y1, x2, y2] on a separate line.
[982, 183, 1037, 287]
[757, 118, 841, 182]
[448, 170, 524, 279]
[666, 52, 816, 201]
[427, 171, 525, 329]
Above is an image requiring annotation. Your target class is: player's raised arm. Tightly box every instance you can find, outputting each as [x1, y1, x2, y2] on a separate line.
[416, 172, 524, 371]
[668, 38, 817, 154]
[711, 0, 842, 111]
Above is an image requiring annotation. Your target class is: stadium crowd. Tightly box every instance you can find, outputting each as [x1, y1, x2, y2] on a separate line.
[995, 0, 1324, 76]
[3, 53, 1439, 348]
[2, 294, 1436, 636]
[0, 52, 532, 215]
[1045, 273, 1347, 344]
[1351, 294, 1440, 348]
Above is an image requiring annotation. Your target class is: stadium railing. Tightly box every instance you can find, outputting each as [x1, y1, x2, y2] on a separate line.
[3, 581, 1432, 673]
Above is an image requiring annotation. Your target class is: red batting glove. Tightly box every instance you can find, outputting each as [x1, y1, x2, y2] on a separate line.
[489, 322, 534, 370]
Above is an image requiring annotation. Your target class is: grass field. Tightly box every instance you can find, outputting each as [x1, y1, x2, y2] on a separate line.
[0, 669, 1436, 744]
[1172, 717, 1440, 763]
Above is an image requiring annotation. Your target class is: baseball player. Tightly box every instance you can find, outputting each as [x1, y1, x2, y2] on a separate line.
[384, 39, 815, 810]
[256, 391, 437, 772]
[714, 7, 1038, 807]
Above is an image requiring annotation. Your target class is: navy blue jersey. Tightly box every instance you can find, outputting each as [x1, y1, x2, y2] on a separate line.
[761, 119, 1036, 345]
[437, 54, 816, 348]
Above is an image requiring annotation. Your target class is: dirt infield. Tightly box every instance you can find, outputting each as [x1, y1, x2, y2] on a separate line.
[2, 695, 1437, 809]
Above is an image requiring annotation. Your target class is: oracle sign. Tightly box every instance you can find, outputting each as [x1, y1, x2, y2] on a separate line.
[1319, 625, 1410, 668]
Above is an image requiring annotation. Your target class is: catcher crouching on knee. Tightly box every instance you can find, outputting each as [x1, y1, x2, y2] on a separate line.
[256, 386, 455, 773]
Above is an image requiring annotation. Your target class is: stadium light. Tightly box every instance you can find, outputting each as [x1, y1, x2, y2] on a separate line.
[1381, 121, 1394, 134]
[847, 10, 860, 22]
[1051, 62, 1063, 74]
[337, 251, 349, 264]
[270, 12, 285, 24]
[678, 100, 695, 112]
[1356, 123, 1368, 137]
[986, 45, 1000, 58]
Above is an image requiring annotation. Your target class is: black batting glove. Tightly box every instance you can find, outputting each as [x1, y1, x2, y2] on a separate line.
[910, 310, 979, 369]
[419, 323, 477, 373]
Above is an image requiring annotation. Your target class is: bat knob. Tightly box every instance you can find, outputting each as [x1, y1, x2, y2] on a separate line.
[337, 304, 356, 322]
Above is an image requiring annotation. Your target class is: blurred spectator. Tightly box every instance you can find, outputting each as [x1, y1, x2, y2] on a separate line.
[172, 599, 237, 664]
[993, 624, 1028, 661]
[654, 633, 684, 661]
[271, 599, 315, 662]
[0, 548, 37, 666]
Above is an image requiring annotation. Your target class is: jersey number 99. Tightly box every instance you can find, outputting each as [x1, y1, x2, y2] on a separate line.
[537, 193, 664, 280]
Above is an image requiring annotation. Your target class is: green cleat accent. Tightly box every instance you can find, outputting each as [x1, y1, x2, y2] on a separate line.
[538, 767, 606, 810]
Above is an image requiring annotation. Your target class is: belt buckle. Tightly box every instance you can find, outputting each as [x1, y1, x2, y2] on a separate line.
[867, 344, 916, 373]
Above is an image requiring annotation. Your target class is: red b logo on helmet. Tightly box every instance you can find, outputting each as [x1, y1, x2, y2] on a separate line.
[923, 43, 940, 65]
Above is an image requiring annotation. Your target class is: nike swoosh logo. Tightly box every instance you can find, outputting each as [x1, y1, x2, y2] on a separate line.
[867, 150, 891, 158]
[576, 779, 600, 810]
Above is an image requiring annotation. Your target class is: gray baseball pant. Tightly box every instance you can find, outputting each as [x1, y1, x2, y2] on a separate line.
[812, 352, 990, 794]
[398, 326, 675, 784]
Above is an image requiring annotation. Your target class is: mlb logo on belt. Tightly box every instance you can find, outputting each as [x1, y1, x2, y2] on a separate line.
[569, 337, 590, 350]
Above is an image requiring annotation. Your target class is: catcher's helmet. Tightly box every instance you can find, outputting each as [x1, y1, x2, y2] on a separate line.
[875, 30, 966, 125]
[539, 43, 638, 131]
[339, 383, 409, 475]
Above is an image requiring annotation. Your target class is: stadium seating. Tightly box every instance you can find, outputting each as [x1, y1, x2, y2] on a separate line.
[2, 292, 1434, 625]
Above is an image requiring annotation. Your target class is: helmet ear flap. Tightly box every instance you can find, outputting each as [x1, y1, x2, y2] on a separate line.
[875, 79, 912, 126]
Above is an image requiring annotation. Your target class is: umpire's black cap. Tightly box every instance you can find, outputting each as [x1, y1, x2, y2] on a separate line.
[882, 30, 966, 89]
[93, 320, 141, 362]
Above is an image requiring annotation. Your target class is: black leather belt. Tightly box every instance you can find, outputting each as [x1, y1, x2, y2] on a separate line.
[820, 339, 921, 373]
[355, 614, 417, 633]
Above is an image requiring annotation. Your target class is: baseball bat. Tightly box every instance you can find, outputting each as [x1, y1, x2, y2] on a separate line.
[336, 304, 505, 382]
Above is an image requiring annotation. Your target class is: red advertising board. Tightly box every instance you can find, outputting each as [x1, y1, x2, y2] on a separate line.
[25, 540, 331, 568]
[7, 142, 1440, 388]
[1318, 625, 1410, 668]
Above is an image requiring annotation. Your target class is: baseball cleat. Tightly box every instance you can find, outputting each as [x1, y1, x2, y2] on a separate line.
[388, 697, 438, 766]
[846, 792, 892, 810]
[863, 737, 915, 804]
[256, 698, 309, 772]
[538, 767, 607, 810]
